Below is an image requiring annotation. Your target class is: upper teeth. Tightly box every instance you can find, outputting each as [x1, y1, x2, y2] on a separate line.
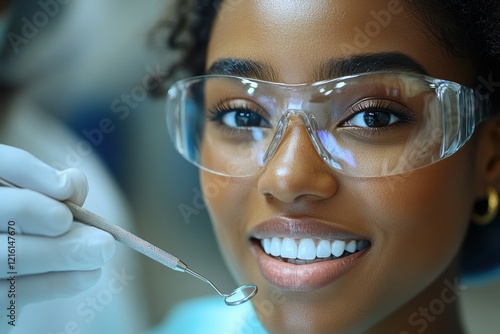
[260, 237, 369, 260]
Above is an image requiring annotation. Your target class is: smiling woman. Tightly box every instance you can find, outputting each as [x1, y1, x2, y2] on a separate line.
[153, 0, 500, 333]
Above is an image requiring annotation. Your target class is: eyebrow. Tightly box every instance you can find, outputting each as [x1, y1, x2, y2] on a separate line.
[317, 52, 429, 81]
[206, 58, 279, 81]
[206, 52, 429, 82]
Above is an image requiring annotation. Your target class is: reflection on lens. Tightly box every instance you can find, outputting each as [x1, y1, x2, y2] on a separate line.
[224, 284, 258, 306]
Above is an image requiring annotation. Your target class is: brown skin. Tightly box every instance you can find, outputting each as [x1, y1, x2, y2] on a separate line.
[202, 1, 500, 333]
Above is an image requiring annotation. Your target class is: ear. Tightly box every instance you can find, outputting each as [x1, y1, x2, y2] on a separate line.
[476, 115, 500, 191]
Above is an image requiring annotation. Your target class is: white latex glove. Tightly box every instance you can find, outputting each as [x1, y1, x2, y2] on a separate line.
[0, 144, 116, 312]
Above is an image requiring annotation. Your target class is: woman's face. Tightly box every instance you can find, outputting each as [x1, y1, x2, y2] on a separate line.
[203, 1, 480, 332]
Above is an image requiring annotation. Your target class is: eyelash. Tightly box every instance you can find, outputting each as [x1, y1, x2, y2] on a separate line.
[206, 98, 416, 136]
[206, 99, 269, 124]
[342, 99, 416, 130]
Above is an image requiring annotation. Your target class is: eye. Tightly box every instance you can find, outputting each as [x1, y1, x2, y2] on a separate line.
[347, 110, 400, 128]
[341, 99, 414, 129]
[208, 99, 271, 129]
[222, 110, 270, 128]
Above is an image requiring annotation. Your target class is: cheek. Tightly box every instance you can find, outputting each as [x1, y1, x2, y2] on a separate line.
[353, 150, 476, 305]
[200, 171, 255, 278]
[200, 172, 246, 227]
[378, 168, 471, 258]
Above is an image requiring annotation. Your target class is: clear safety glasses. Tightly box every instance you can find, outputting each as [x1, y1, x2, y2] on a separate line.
[166, 72, 492, 177]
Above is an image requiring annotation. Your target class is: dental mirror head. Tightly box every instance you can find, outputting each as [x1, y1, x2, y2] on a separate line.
[223, 283, 258, 306]
[182, 267, 257, 306]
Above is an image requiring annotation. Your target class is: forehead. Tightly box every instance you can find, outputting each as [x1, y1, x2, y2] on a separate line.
[206, 0, 475, 84]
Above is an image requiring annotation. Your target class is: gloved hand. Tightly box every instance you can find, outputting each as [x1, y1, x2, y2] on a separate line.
[0, 144, 116, 324]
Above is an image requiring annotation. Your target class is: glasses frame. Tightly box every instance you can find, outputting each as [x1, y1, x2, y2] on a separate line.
[166, 72, 494, 178]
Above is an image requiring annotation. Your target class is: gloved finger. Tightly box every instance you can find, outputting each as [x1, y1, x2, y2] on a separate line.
[0, 223, 116, 278]
[0, 269, 102, 308]
[0, 188, 72, 237]
[0, 144, 88, 205]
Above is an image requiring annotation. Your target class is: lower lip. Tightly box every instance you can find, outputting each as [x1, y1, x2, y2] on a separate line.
[250, 240, 368, 291]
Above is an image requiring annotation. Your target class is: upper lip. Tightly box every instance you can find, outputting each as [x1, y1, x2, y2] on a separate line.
[248, 216, 370, 241]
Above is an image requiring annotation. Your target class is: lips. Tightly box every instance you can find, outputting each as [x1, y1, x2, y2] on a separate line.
[249, 217, 371, 291]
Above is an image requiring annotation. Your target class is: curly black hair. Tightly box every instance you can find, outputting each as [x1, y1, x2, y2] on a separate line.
[154, 0, 500, 106]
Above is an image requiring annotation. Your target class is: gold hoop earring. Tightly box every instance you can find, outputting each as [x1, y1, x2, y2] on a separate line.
[472, 187, 499, 225]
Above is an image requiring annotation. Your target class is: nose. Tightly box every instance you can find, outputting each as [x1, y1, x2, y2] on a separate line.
[257, 116, 338, 203]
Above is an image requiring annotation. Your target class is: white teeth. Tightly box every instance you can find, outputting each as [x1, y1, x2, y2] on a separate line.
[262, 238, 271, 254]
[260, 237, 369, 260]
[281, 238, 298, 258]
[316, 240, 331, 258]
[297, 238, 316, 260]
[331, 240, 346, 257]
[345, 240, 357, 253]
[270, 237, 281, 256]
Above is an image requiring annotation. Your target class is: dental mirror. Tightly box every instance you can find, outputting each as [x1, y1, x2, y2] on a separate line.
[0, 177, 258, 306]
